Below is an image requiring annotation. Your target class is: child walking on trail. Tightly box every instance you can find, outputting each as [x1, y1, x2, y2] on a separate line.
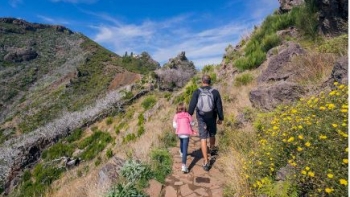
[173, 103, 196, 173]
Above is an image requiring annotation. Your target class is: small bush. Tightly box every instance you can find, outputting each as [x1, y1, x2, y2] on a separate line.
[202, 65, 214, 73]
[106, 148, 113, 158]
[106, 183, 146, 197]
[141, 96, 156, 110]
[317, 34, 348, 55]
[158, 129, 177, 148]
[41, 142, 74, 161]
[234, 73, 254, 87]
[106, 117, 113, 125]
[66, 128, 83, 143]
[120, 160, 152, 183]
[150, 149, 172, 183]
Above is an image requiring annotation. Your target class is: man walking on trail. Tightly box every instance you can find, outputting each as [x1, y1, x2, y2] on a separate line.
[188, 74, 224, 171]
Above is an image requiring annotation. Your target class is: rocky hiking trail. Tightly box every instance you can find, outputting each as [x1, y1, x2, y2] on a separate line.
[146, 136, 226, 197]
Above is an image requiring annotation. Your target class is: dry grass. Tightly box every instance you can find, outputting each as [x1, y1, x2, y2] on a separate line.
[288, 52, 336, 85]
[47, 92, 174, 197]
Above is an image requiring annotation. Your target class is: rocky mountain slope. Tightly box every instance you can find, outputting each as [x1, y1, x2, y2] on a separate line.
[0, 18, 161, 195]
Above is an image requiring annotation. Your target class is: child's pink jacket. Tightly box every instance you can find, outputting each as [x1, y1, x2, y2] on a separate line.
[173, 112, 193, 135]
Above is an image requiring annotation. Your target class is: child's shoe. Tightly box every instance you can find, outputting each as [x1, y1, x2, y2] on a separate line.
[181, 165, 189, 173]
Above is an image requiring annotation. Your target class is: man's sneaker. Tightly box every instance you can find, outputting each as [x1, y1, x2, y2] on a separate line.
[210, 146, 218, 156]
[179, 150, 183, 157]
[181, 165, 189, 173]
[202, 162, 210, 171]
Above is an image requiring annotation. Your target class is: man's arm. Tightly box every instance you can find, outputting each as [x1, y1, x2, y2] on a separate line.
[215, 90, 224, 121]
[188, 89, 199, 116]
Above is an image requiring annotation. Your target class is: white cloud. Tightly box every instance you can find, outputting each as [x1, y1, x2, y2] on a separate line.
[93, 15, 250, 68]
[9, 0, 22, 7]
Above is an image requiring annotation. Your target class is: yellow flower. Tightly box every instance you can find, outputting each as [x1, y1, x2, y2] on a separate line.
[332, 124, 338, 128]
[298, 135, 304, 140]
[291, 109, 297, 113]
[327, 174, 334, 178]
[273, 126, 279, 130]
[329, 90, 336, 96]
[287, 137, 295, 143]
[327, 103, 335, 109]
[298, 125, 303, 129]
[340, 109, 348, 113]
[325, 188, 333, 193]
[319, 106, 326, 110]
[343, 159, 348, 164]
[340, 179, 348, 185]
[301, 170, 307, 175]
[319, 135, 327, 140]
[308, 171, 315, 177]
[305, 142, 311, 147]
[334, 82, 339, 86]
[346, 147, 348, 152]
[297, 147, 303, 152]
[305, 166, 310, 171]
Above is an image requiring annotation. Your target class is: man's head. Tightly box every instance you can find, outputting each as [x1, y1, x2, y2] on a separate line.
[201, 75, 211, 85]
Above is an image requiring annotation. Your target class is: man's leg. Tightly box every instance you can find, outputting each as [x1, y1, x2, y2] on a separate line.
[201, 138, 208, 164]
[209, 136, 215, 149]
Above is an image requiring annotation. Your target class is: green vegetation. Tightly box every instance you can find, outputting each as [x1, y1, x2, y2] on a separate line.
[11, 164, 65, 197]
[174, 78, 198, 104]
[317, 34, 348, 55]
[245, 83, 348, 196]
[116, 51, 159, 74]
[234, 73, 254, 87]
[78, 131, 113, 160]
[141, 96, 156, 110]
[149, 149, 172, 183]
[230, 0, 319, 71]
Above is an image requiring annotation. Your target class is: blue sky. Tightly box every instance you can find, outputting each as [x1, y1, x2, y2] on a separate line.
[2, 0, 279, 69]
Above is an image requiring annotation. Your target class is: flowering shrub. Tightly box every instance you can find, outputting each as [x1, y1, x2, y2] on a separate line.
[246, 83, 348, 196]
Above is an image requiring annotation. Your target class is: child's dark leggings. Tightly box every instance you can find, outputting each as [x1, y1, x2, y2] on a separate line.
[179, 137, 189, 164]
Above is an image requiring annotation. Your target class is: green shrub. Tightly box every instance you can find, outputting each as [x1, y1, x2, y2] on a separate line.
[41, 142, 74, 161]
[106, 117, 113, 125]
[150, 149, 172, 183]
[141, 96, 156, 110]
[318, 34, 348, 55]
[95, 156, 102, 166]
[106, 148, 113, 158]
[78, 131, 113, 160]
[261, 33, 281, 52]
[246, 83, 348, 196]
[158, 129, 177, 148]
[120, 160, 152, 183]
[202, 65, 214, 73]
[66, 128, 83, 143]
[123, 91, 134, 100]
[234, 73, 254, 87]
[123, 133, 136, 143]
[106, 183, 146, 197]
[137, 126, 145, 137]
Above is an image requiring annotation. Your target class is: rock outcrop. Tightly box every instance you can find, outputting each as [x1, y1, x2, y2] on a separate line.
[4, 47, 38, 62]
[155, 51, 196, 90]
[250, 81, 305, 110]
[315, 0, 348, 36]
[279, 0, 305, 12]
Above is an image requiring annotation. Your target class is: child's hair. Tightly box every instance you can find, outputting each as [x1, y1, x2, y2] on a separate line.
[176, 103, 187, 113]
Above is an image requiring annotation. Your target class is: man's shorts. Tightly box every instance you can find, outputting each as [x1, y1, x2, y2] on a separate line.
[196, 113, 217, 139]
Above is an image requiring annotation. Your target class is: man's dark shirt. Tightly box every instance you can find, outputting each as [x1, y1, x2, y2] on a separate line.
[188, 86, 224, 121]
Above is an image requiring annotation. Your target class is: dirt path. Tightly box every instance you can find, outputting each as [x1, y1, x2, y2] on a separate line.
[160, 136, 226, 197]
